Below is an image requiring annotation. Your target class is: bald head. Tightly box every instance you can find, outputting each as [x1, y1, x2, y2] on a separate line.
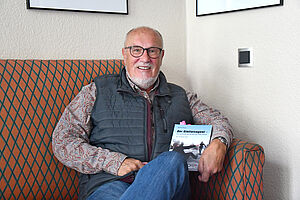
[124, 26, 164, 48]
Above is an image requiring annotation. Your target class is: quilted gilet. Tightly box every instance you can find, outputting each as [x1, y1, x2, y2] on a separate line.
[79, 69, 193, 199]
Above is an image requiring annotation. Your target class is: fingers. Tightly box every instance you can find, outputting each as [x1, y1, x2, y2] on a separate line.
[197, 140, 227, 182]
[135, 159, 145, 169]
[117, 158, 145, 176]
[198, 173, 210, 182]
[197, 158, 211, 182]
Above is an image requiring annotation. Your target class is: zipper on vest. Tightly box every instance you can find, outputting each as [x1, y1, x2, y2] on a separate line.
[146, 100, 153, 161]
[150, 97, 170, 160]
[157, 100, 167, 133]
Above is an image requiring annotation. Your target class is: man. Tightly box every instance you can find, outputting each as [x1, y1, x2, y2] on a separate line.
[52, 26, 233, 200]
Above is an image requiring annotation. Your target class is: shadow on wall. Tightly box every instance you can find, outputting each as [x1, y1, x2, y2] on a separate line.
[263, 160, 288, 200]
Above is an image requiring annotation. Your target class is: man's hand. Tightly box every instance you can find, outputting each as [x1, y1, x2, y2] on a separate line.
[117, 158, 146, 176]
[198, 139, 227, 182]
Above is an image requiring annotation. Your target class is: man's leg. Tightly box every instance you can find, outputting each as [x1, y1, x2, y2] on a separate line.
[87, 180, 130, 200]
[120, 151, 190, 200]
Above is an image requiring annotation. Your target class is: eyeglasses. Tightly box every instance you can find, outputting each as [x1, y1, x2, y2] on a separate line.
[124, 46, 163, 59]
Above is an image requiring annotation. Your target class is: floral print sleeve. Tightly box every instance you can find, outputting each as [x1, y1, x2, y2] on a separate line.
[52, 82, 127, 175]
[186, 91, 234, 148]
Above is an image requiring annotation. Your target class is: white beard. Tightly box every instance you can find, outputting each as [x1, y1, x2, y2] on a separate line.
[126, 68, 159, 90]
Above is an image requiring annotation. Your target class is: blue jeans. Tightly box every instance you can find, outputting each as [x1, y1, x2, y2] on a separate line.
[87, 151, 190, 200]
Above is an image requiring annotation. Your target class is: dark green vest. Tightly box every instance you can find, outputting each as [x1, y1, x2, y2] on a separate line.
[79, 69, 193, 199]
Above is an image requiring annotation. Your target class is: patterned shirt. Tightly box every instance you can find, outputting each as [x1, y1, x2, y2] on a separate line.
[52, 82, 233, 176]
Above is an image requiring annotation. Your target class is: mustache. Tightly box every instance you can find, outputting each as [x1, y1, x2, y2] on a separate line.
[135, 62, 153, 68]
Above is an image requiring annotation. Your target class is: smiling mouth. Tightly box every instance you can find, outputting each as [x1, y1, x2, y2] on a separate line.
[138, 66, 151, 70]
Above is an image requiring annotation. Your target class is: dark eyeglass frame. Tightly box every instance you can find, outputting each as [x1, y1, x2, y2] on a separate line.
[124, 46, 163, 59]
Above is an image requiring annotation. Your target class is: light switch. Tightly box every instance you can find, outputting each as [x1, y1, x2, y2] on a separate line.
[238, 48, 253, 67]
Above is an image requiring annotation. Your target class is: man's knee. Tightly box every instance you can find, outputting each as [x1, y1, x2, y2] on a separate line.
[158, 151, 187, 171]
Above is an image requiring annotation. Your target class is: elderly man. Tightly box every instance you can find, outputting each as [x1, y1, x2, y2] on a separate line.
[52, 26, 233, 200]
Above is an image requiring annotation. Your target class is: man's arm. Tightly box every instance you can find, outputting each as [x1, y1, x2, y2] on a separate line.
[52, 82, 127, 175]
[186, 91, 234, 182]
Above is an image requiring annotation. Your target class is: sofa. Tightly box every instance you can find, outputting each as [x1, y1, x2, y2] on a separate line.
[0, 59, 265, 200]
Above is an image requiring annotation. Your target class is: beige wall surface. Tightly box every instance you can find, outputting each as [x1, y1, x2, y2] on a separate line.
[187, 1, 300, 199]
[0, 0, 187, 87]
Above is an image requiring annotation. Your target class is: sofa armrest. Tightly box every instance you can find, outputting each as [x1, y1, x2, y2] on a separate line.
[189, 138, 265, 200]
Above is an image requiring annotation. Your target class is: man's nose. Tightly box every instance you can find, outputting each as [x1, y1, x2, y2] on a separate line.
[139, 50, 151, 62]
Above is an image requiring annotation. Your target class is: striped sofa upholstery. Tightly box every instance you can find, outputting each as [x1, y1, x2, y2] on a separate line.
[0, 59, 265, 200]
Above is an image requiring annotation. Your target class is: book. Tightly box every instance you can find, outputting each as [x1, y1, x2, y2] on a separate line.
[169, 123, 213, 171]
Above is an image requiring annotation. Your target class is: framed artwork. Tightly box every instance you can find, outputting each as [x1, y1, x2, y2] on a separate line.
[196, 0, 283, 16]
[27, 0, 128, 15]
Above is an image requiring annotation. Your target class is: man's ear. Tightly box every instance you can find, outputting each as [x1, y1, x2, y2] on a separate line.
[161, 49, 165, 59]
[122, 48, 126, 58]
[122, 48, 128, 66]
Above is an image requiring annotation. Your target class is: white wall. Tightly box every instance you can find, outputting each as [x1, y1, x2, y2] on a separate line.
[0, 0, 187, 87]
[186, 1, 300, 199]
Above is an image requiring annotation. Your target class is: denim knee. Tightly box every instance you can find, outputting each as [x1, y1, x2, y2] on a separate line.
[159, 151, 188, 171]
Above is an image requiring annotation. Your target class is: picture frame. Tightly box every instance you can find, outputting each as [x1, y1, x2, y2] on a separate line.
[196, 0, 283, 16]
[27, 0, 128, 15]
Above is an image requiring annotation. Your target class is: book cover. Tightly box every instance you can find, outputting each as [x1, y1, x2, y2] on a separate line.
[169, 124, 213, 171]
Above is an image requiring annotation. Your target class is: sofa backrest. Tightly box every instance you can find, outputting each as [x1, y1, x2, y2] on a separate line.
[0, 59, 124, 199]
